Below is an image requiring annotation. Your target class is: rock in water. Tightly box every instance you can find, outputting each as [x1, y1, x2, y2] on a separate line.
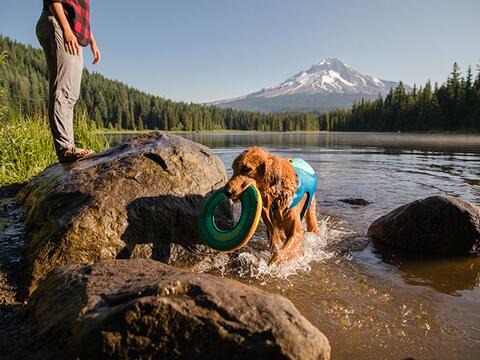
[338, 198, 371, 206]
[30, 259, 331, 359]
[18, 132, 228, 296]
[368, 195, 480, 255]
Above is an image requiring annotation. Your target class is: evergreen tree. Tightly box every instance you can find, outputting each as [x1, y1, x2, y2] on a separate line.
[0, 35, 479, 133]
[448, 62, 462, 101]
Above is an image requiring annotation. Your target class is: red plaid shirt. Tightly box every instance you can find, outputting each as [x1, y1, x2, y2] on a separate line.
[44, 0, 91, 47]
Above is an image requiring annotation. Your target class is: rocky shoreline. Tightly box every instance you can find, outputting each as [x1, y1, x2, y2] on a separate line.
[30, 259, 330, 359]
[1, 131, 479, 359]
[0, 184, 33, 359]
[0, 132, 332, 359]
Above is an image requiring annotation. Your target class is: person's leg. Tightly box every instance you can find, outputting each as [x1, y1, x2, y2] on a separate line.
[36, 12, 83, 159]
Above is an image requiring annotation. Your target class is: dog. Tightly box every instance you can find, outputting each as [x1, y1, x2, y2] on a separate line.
[224, 147, 318, 264]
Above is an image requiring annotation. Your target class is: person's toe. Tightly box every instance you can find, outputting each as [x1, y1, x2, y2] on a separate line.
[77, 148, 95, 156]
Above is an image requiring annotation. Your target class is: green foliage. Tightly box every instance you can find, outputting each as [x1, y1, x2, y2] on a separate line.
[0, 35, 319, 132]
[0, 50, 6, 118]
[0, 113, 57, 185]
[0, 112, 110, 186]
[322, 63, 480, 132]
[0, 35, 479, 133]
[74, 111, 111, 152]
[0, 43, 109, 185]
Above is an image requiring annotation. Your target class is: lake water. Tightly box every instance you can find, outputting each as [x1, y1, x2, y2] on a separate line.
[109, 132, 480, 359]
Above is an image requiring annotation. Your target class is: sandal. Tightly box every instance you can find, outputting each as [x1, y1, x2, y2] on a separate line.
[59, 147, 95, 163]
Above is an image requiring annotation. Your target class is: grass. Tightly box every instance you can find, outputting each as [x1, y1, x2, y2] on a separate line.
[0, 51, 6, 119]
[0, 111, 110, 186]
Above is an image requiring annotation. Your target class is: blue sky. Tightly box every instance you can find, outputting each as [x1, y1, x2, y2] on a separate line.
[1, 0, 479, 102]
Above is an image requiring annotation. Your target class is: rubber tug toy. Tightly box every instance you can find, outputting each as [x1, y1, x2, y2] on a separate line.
[199, 184, 262, 252]
[199, 158, 316, 252]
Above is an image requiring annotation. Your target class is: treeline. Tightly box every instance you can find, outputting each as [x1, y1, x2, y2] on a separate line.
[1, 35, 479, 132]
[0, 35, 318, 131]
[322, 63, 480, 132]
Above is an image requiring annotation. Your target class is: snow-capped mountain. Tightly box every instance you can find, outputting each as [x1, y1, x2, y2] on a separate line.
[258, 57, 398, 97]
[212, 58, 407, 113]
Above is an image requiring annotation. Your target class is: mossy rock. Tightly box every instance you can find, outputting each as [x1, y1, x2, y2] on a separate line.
[18, 132, 228, 296]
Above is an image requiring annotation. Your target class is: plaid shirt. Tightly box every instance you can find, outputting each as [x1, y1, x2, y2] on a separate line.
[44, 0, 91, 47]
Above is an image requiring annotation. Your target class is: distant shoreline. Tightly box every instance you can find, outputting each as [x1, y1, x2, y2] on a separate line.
[96, 129, 480, 136]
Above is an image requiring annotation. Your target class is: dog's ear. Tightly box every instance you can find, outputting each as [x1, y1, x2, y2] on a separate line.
[258, 162, 266, 176]
[232, 151, 245, 173]
[264, 155, 281, 186]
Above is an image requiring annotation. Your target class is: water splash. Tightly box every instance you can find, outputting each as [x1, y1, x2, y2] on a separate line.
[191, 251, 231, 276]
[195, 217, 352, 281]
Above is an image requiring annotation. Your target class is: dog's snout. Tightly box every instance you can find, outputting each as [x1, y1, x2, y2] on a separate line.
[224, 187, 233, 198]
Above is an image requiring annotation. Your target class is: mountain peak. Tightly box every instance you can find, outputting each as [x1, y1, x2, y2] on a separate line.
[212, 58, 407, 113]
[304, 57, 350, 76]
[267, 58, 400, 98]
[318, 57, 346, 66]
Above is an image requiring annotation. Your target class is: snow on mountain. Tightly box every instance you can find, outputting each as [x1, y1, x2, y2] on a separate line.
[212, 58, 407, 113]
[262, 57, 395, 97]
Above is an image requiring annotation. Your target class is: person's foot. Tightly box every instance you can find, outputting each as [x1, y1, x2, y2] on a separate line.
[59, 147, 95, 163]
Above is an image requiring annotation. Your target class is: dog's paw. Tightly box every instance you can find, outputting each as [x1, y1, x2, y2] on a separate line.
[268, 248, 301, 265]
[268, 252, 281, 265]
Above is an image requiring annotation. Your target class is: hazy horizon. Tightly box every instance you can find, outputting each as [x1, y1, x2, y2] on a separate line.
[1, 0, 479, 103]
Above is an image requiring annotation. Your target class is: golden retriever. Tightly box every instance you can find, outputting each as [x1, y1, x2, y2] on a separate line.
[224, 147, 318, 264]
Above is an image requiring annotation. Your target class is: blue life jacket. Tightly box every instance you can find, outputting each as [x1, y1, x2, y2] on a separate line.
[288, 158, 317, 219]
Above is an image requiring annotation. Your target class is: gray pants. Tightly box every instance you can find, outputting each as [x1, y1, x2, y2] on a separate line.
[36, 11, 83, 156]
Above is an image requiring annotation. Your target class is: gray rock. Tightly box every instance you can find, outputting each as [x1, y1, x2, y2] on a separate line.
[30, 259, 331, 359]
[18, 132, 228, 296]
[338, 198, 371, 206]
[368, 195, 480, 255]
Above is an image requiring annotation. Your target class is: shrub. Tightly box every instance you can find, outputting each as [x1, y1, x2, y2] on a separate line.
[0, 112, 110, 185]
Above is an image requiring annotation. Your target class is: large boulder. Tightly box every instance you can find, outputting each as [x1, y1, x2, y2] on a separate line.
[18, 132, 228, 296]
[29, 259, 330, 359]
[368, 195, 480, 255]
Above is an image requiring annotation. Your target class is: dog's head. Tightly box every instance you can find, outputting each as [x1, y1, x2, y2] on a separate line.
[224, 147, 278, 200]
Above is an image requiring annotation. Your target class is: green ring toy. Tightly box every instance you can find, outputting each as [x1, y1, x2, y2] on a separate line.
[199, 185, 263, 252]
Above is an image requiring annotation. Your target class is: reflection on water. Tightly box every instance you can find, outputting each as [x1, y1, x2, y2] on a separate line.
[371, 240, 480, 295]
[108, 131, 480, 359]
[187, 131, 480, 153]
[109, 131, 480, 153]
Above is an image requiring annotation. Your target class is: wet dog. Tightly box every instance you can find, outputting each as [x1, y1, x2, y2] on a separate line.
[224, 147, 318, 264]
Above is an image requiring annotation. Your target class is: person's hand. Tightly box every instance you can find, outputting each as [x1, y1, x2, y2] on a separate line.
[64, 29, 80, 56]
[91, 42, 101, 64]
